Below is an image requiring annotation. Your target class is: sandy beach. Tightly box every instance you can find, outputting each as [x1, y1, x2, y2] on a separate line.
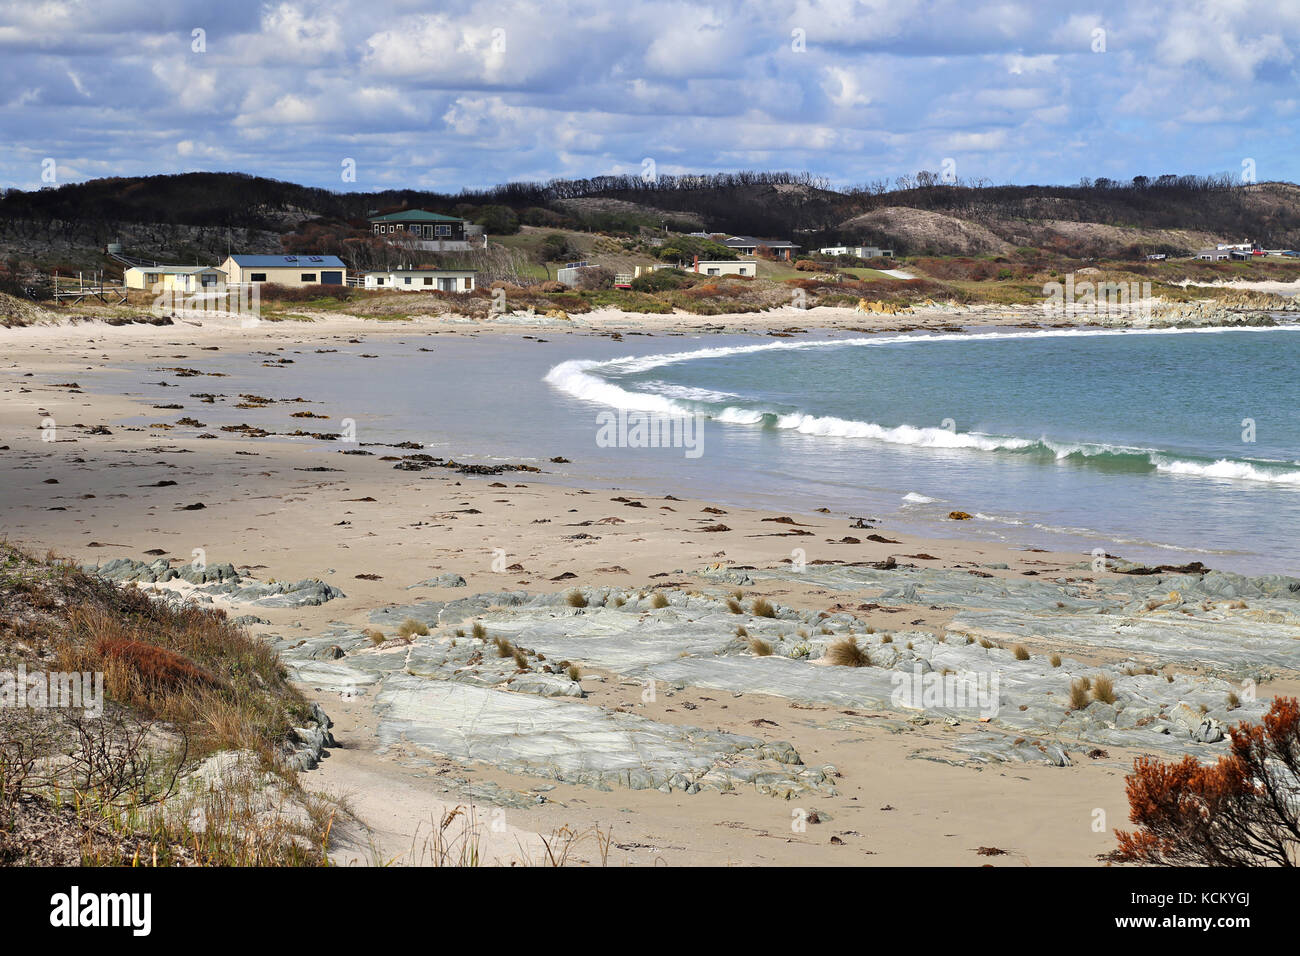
[4, 305, 1296, 867]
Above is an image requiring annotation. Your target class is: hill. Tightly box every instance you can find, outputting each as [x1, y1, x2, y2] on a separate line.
[3, 170, 1300, 270]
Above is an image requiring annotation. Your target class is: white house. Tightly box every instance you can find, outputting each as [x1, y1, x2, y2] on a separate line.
[363, 269, 476, 292]
[818, 245, 895, 259]
[690, 259, 757, 277]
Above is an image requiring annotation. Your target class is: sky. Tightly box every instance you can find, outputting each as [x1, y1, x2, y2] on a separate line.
[0, 0, 1297, 194]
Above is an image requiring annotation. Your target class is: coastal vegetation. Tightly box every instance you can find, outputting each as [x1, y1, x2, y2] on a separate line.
[1113, 697, 1300, 866]
[0, 543, 336, 865]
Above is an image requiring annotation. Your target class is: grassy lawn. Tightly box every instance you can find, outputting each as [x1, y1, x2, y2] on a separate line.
[838, 267, 898, 281]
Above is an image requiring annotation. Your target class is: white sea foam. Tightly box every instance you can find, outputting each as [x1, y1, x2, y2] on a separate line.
[544, 326, 1300, 486]
[902, 492, 935, 504]
[1153, 457, 1300, 484]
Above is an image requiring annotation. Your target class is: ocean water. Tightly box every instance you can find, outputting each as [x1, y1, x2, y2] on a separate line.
[112, 325, 1300, 575]
[543, 326, 1300, 574]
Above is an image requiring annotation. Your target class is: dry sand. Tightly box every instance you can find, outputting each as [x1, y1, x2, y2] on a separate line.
[0, 306, 1273, 866]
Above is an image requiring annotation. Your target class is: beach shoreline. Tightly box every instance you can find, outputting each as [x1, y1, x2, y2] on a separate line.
[4, 306, 1297, 866]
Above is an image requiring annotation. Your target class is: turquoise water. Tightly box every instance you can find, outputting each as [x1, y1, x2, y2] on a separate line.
[111, 324, 1300, 575]
[547, 326, 1300, 572]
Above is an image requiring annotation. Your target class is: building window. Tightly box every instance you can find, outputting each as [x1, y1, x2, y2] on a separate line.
[403, 277, 412, 285]
[423, 277, 433, 285]
[438, 277, 454, 291]
[707, 268, 719, 275]
[465, 277, 473, 290]
[376, 277, 384, 285]
[250, 273, 267, 282]
[301, 274, 316, 282]
[435, 224, 451, 237]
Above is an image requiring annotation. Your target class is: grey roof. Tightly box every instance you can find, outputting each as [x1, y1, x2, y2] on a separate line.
[130, 265, 225, 274]
[227, 254, 346, 268]
[721, 235, 800, 248]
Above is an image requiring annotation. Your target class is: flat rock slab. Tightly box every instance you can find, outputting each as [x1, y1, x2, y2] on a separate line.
[373, 674, 833, 796]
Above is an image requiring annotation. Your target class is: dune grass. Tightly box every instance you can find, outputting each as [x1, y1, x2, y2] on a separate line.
[825, 636, 871, 667]
[396, 618, 429, 639]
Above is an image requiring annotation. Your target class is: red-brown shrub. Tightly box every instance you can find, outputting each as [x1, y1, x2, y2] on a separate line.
[1113, 697, 1300, 866]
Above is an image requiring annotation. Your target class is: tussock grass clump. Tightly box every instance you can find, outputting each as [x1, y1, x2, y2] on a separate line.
[1227, 691, 1241, 710]
[493, 637, 515, 658]
[978, 637, 995, 649]
[1092, 675, 1116, 705]
[1012, 644, 1030, 661]
[512, 648, 529, 670]
[726, 598, 743, 614]
[750, 597, 776, 618]
[612, 596, 626, 608]
[1049, 653, 1062, 668]
[735, 625, 749, 638]
[880, 633, 893, 644]
[471, 622, 487, 640]
[566, 590, 588, 608]
[1069, 678, 1091, 710]
[566, 664, 581, 682]
[825, 637, 871, 667]
[650, 592, 669, 609]
[365, 629, 386, 645]
[397, 618, 429, 638]
[748, 637, 774, 657]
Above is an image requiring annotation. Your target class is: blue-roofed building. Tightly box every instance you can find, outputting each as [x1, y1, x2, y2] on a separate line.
[220, 254, 347, 286]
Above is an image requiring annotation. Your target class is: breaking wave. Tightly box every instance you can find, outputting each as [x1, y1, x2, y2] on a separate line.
[543, 328, 1300, 487]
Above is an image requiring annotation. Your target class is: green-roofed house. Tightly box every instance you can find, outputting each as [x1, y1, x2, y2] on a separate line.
[367, 209, 482, 251]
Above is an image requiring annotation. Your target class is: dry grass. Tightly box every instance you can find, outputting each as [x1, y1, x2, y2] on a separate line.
[747, 637, 774, 656]
[825, 637, 871, 667]
[365, 628, 386, 645]
[726, 598, 743, 614]
[1012, 644, 1030, 661]
[750, 597, 776, 618]
[0, 542, 329, 866]
[566, 590, 588, 608]
[1049, 653, 1062, 668]
[1091, 675, 1116, 705]
[1068, 678, 1091, 710]
[396, 618, 428, 638]
[650, 592, 669, 609]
